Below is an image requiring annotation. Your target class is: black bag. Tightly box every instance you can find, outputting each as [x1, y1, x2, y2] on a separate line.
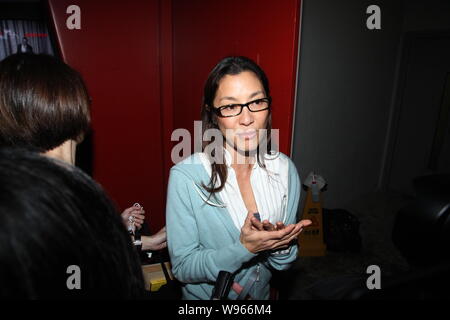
[322, 208, 362, 253]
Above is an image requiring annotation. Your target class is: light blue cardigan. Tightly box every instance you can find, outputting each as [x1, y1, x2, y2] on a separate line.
[166, 152, 301, 300]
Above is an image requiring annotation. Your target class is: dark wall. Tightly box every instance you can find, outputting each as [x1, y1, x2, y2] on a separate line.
[292, 0, 450, 209]
[402, 0, 450, 31]
[292, 0, 403, 208]
[384, 0, 450, 194]
[0, 1, 44, 20]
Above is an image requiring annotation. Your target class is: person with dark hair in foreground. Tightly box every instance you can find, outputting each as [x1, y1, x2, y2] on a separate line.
[0, 53, 166, 252]
[0, 148, 145, 299]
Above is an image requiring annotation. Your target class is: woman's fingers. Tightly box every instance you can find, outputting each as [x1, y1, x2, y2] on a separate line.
[268, 223, 303, 244]
[299, 219, 312, 228]
[276, 222, 285, 230]
[241, 213, 312, 253]
[131, 208, 145, 215]
[134, 218, 145, 225]
[122, 206, 145, 229]
[275, 220, 309, 241]
[121, 207, 137, 227]
[242, 212, 255, 232]
[265, 223, 296, 240]
[251, 217, 264, 231]
[262, 220, 276, 231]
[122, 207, 145, 220]
[270, 230, 301, 250]
[131, 211, 145, 222]
[261, 220, 307, 240]
[121, 207, 134, 218]
[129, 208, 145, 223]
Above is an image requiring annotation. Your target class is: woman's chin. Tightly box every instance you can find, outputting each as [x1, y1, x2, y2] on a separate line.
[224, 137, 260, 156]
[235, 142, 259, 155]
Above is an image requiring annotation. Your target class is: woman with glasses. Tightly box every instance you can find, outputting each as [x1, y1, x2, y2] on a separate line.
[166, 56, 311, 300]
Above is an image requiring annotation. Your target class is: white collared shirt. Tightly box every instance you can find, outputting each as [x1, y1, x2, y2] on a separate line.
[198, 148, 289, 231]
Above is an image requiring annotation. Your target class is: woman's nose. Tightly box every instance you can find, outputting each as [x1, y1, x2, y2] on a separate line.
[239, 106, 254, 126]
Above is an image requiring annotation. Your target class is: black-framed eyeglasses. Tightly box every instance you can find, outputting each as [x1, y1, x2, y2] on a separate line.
[211, 97, 272, 118]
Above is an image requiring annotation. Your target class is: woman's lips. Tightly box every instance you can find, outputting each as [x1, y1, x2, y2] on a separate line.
[236, 130, 257, 140]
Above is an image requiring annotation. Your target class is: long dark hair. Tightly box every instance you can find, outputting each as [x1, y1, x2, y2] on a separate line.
[0, 148, 144, 299]
[201, 56, 272, 194]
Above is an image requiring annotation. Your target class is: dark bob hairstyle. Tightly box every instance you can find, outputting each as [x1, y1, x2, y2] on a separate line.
[0, 148, 144, 299]
[0, 54, 90, 152]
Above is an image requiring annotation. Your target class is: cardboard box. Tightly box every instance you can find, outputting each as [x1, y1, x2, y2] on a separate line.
[142, 262, 174, 292]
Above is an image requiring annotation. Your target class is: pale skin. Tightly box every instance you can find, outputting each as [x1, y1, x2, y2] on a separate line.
[120, 205, 167, 251]
[213, 71, 312, 254]
[43, 140, 167, 251]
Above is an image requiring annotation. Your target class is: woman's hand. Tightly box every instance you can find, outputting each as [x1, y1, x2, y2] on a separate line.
[251, 216, 312, 233]
[251, 218, 312, 250]
[251, 219, 283, 231]
[240, 212, 311, 253]
[142, 227, 167, 251]
[121, 205, 145, 229]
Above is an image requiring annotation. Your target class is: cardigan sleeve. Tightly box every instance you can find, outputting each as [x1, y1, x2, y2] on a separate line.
[265, 157, 301, 270]
[166, 167, 257, 284]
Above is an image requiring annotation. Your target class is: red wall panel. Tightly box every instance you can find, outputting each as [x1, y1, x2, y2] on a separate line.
[47, 0, 167, 230]
[172, 0, 301, 155]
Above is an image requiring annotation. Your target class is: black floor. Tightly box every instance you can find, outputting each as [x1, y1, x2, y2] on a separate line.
[274, 191, 413, 299]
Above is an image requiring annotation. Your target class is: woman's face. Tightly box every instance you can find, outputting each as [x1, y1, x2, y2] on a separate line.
[212, 71, 269, 154]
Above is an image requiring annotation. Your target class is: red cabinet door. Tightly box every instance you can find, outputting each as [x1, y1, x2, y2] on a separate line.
[48, 0, 167, 230]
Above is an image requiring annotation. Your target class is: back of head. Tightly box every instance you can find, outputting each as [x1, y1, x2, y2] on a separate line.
[0, 54, 90, 152]
[0, 148, 144, 299]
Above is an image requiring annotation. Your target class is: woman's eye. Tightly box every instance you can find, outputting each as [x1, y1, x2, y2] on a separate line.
[226, 105, 237, 110]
